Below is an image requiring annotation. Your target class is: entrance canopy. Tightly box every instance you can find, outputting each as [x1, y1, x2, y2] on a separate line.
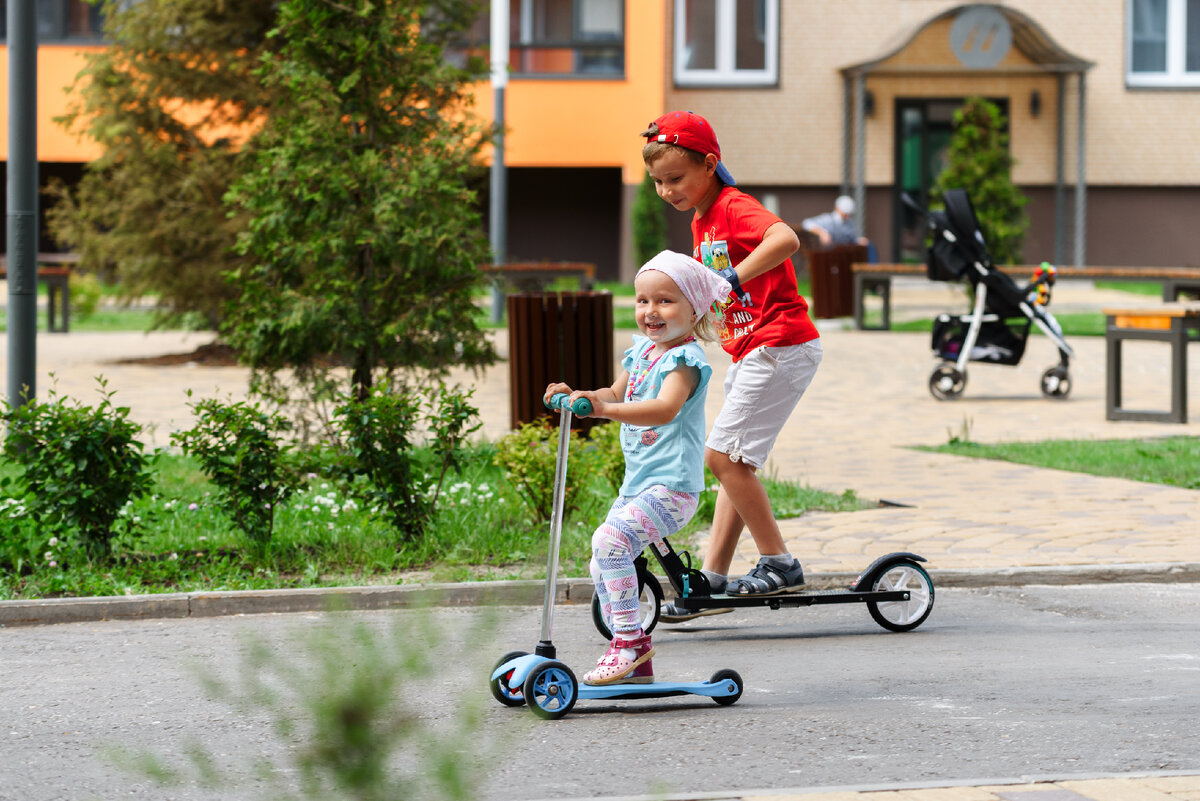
[839, 4, 1093, 264]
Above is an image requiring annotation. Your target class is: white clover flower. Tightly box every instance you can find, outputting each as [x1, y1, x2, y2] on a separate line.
[48, 537, 58, 547]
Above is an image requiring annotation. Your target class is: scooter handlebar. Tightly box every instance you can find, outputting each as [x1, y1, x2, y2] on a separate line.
[545, 393, 593, 417]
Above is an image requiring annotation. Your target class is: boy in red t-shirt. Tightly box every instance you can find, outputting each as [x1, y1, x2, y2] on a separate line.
[640, 110, 823, 619]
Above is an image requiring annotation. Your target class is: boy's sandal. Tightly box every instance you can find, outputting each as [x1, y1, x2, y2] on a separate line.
[725, 559, 805, 597]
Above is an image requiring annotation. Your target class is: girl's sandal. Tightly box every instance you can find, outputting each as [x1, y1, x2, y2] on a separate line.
[582, 634, 655, 686]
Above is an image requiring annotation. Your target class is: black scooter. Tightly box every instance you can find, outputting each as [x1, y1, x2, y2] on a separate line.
[591, 539, 935, 640]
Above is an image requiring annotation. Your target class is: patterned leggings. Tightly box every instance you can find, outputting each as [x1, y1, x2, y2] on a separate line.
[591, 486, 699, 636]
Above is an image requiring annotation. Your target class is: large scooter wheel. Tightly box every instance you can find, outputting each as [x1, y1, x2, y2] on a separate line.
[929, 364, 966, 400]
[523, 660, 578, 720]
[489, 650, 528, 707]
[1040, 366, 1071, 399]
[590, 564, 663, 640]
[866, 558, 935, 632]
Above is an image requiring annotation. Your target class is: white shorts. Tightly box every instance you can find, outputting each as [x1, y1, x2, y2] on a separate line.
[706, 339, 823, 469]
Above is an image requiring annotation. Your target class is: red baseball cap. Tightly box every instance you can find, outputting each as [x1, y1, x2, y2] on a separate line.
[645, 110, 737, 186]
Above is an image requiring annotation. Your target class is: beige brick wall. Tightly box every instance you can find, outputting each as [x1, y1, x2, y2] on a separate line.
[665, 0, 1200, 188]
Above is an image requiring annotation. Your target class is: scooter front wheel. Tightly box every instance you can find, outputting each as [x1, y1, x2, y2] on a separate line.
[523, 660, 578, 720]
[489, 650, 528, 707]
[590, 565, 663, 640]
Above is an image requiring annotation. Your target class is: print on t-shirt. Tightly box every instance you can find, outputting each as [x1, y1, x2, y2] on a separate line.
[698, 232, 754, 344]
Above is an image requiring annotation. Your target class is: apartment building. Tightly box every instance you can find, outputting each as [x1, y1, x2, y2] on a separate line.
[3, 1, 1198, 283]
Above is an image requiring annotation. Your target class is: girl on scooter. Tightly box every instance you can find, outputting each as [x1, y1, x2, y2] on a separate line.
[544, 250, 730, 685]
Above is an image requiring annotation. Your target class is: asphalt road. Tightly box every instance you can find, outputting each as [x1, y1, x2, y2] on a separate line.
[2, 584, 1199, 801]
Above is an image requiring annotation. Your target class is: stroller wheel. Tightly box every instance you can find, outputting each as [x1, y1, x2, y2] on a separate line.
[929, 364, 966, 400]
[1041, 366, 1072, 399]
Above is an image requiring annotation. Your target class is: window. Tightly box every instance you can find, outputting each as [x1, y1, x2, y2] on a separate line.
[448, 0, 625, 78]
[0, 0, 107, 42]
[674, 0, 778, 87]
[1127, 0, 1200, 86]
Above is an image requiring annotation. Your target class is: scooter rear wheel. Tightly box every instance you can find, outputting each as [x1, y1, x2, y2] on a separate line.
[865, 559, 935, 632]
[709, 669, 744, 706]
[590, 564, 663, 640]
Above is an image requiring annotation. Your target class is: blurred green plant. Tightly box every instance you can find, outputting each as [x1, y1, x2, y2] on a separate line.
[111, 609, 508, 800]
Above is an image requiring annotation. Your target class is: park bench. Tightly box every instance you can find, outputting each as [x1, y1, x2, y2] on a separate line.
[0, 252, 79, 333]
[1103, 301, 1200, 424]
[851, 263, 1200, 331]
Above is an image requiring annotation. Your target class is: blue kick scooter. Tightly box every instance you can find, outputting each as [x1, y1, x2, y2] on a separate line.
[489, 393, 743, 720]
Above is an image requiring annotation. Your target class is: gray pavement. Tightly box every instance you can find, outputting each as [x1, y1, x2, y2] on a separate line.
[2, 280, 1199, 800]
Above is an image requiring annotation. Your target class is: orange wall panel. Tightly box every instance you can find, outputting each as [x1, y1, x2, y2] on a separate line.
[0, 44, 105, 162]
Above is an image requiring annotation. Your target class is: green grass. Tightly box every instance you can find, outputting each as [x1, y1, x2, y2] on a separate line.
[0, 305, 205, 334]
[887, 312, 1106, 337]
[0, 446, 866, 600]
[918, 435, 1200, 489]
[1094, 280, 1162, 296]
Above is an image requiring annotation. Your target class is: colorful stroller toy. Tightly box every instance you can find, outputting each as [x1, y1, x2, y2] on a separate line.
[904, 189, 1075, 401]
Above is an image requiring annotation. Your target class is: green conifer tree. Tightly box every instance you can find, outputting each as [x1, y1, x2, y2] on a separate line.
[930, 96, 1029, 265]
[222, 0, 494, 410]
[46, 0, 279, 328]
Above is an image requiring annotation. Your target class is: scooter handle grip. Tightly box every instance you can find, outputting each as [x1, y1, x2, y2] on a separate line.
[546, 393, 593, 416]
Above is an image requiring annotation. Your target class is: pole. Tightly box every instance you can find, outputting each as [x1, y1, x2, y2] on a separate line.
[7, 0, 38, 409]
[489, 0, 509, 324]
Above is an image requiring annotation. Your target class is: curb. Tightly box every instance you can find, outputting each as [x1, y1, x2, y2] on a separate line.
[3, 562, 1198, 628]
[525, 769, 1200, 801]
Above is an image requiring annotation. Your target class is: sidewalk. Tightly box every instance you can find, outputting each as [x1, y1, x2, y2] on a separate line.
[576, 772, 1200, 801]
[3, 279, 1199, 585]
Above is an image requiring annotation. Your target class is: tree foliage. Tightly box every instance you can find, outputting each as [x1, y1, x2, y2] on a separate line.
[222, 0, 496, 418]
[46, 0, 280, 327]
[930, 96, 1029, 265]
[631, 170, 667, 268]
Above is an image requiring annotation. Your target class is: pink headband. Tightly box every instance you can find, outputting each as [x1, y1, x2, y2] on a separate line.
[636, 250, 732, 314]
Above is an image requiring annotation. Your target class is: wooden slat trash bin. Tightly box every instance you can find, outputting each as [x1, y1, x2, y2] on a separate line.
[807, 244, 866, 319]
[507, 291, 613, 432]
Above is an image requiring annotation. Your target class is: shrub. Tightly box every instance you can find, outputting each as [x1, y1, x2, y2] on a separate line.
[494, 420, 606, 523]
[334, 384, 481, 542]
[171, 394, 295, 547]
[1, 380, 155, 560]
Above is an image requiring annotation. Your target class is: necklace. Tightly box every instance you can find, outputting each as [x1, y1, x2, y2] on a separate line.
[625, 337, 695, 401]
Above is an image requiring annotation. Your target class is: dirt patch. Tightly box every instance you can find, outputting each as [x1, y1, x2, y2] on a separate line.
[112, 341, 242, 367]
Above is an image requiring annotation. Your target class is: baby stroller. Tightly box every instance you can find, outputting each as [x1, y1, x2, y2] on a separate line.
[903, 189, 1074, 401]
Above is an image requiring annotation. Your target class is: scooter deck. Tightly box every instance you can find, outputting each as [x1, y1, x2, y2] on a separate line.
[671, 586, 910, 611]
[578, 677, 737, 702]
[493, 653, 740, 701]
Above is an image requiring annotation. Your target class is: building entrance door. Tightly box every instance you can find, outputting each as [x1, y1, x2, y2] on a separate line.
[891, 97, 1010, 263]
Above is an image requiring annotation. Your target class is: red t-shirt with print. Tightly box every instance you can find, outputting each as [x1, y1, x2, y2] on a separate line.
[692, 186, 819, 362]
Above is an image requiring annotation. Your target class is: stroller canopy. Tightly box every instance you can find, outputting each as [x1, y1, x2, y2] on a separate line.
[927, 188, 990, 282]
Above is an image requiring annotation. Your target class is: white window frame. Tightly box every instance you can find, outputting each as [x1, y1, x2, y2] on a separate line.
[673, 0, 779, 87]
[1126, 0, 1200, 87]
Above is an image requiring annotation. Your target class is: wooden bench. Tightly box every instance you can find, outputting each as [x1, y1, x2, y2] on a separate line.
[1103, 302, 1200, 423]
[852, 263, 1200, 331]
[0, 253, 79, 333]
[483, 261, 596, 293]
